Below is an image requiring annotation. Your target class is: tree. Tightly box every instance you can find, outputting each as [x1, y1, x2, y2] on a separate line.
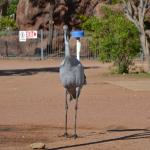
[81, 7, 140, 73]
[0, 0, 9, 16]
[7, 0, 19, 16]
[122, 0, 150, 72]
[47, 0, 55, 54]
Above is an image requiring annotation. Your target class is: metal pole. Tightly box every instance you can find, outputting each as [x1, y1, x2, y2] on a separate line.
[40, 29, 44, 60]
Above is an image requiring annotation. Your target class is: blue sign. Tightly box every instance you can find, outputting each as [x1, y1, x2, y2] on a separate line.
[71, 30, 84, 38]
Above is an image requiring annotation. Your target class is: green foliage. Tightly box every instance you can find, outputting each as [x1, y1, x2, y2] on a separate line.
[0, 16, 17, 31]
[0, 0, 4, 4]
[7, 0, 19, 15]
[111, 0, 122, 4]
[81, 6, 140, 74]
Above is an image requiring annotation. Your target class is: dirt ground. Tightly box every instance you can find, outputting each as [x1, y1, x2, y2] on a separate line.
[0, 59, 150, 150]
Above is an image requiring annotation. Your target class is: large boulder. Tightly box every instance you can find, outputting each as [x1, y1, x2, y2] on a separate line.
[16, 0, 101, 30]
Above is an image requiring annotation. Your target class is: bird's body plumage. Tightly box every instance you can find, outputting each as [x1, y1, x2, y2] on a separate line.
[60, 56, 84, 100]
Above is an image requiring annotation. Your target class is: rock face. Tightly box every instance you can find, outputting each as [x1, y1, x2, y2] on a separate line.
[15, 0, 102, 57]
[16, 0, 101, 30]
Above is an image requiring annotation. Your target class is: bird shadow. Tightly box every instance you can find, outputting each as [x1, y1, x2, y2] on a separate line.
[0, 65, 100, 76]
[84, 66, 101, 70]
[0, 67, 59, 76]
[46, 129, 150, 150]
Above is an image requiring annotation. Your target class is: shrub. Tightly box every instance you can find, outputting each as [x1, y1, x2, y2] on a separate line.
[111, 0, 122, 4]
[81, 6, 140, 74]
[0, 16, 17, 31]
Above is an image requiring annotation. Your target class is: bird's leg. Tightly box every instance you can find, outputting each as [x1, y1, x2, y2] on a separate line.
[73, 88, 79, 139]
[64, 89, 69, 137]
[74, 97, 78, 139]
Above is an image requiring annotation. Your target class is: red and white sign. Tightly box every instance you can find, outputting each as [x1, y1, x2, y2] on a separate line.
[26, 30, 37, 39]
[19, 30, 37, 42]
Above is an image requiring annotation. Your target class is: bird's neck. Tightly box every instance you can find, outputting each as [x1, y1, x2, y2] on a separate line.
[65, 41, 70, 57]
[64, 30, 70, 57]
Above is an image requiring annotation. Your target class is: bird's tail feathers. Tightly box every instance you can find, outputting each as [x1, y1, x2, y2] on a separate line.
[67, 87, 80, 101]
[69, 91, 77, 101]
[84, 74, 87, 85]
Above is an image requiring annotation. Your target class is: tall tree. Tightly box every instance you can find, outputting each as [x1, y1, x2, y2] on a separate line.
[0, 0, 9, 16]
[122, 0, 150, 71]
[48, 0, 55, 54]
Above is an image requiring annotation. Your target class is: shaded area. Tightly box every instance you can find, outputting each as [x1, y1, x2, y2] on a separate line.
[0, 67, 59, 76]
[108, 128, 150, 132]
[47, 130, 150, 150]
[0, 66, 100, 76]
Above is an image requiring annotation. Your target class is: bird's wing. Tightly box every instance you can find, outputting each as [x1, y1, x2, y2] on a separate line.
[59, 65, 75, 87]
[72, 63, 85, 87]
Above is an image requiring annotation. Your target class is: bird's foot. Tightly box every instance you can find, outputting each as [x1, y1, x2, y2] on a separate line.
[63, 132, 69, 138]
[58, 132, 69, 138]
[60, 133, 78, 139]
[73, 134, 78, 139]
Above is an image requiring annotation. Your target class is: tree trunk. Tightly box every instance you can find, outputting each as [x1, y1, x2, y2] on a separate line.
[0, 0, 9, 16]
[140, 32, 150, 72]
[122, 0, 150, 72]
[48, 1, 55, 55]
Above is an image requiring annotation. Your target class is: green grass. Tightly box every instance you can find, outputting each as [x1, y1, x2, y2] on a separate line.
[128, 72, 150, 78]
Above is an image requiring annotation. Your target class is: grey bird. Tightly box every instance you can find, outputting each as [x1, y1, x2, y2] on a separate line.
[59, 25, 86, 139]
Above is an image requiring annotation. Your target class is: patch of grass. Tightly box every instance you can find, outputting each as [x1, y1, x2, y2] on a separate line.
[109, 72, 150, 79]
[111, 0, 122, 4]
[128, 72, 150, 78]
[0, 30, 7, 36]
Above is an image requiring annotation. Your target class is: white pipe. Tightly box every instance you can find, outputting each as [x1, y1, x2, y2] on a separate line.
[76, 39, 81, 61]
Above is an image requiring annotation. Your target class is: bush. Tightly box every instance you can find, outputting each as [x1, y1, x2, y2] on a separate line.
[111, 0, 122, 4]
[0, 16, 17, 31]
[81, 6, 140, 74]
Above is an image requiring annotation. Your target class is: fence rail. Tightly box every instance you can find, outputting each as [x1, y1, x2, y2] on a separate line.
[0, 30, 98, 60]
